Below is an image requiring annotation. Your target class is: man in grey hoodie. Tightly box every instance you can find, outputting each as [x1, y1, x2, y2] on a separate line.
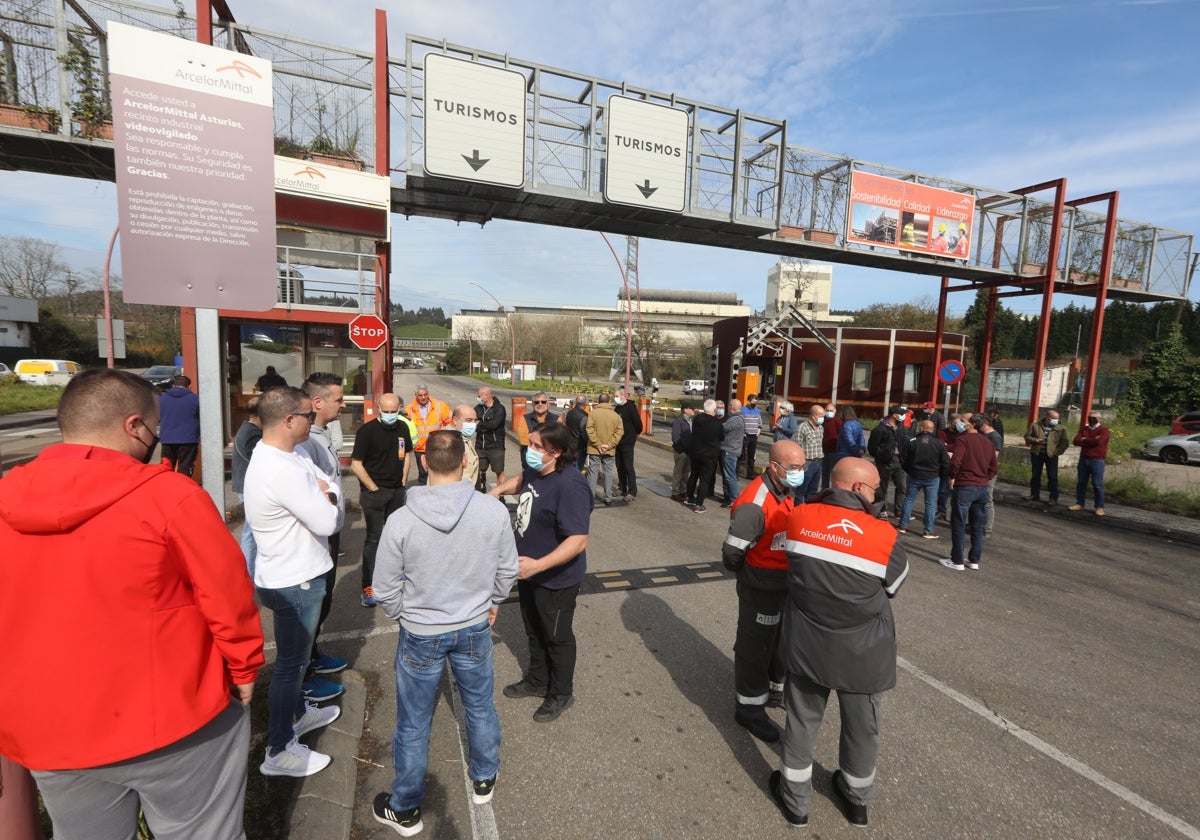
[370, 430, 519, 837]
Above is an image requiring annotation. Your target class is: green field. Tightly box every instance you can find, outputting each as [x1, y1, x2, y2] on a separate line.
[391, 323, 450, 339]
[0, 378, 63, 415]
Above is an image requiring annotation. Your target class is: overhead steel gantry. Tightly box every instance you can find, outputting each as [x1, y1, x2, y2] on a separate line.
[1, 1, 1196, 424]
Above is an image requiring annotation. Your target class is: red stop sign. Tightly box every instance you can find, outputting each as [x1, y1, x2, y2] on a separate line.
[348, 314, 389, 351]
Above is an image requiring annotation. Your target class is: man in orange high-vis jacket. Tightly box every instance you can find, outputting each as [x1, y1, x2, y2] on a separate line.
[721, 440, 806, 745]
[767, 457, 908, 830]
[407, 383, 452, 485]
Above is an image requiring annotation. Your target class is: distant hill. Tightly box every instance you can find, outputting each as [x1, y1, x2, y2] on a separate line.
[392, 323, 450, 339]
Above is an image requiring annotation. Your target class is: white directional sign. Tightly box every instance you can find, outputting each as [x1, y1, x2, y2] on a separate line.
[604, 95, 689, 212]
[423, 53, 527, 187]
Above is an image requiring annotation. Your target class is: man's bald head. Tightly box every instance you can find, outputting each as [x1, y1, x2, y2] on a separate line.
[379, 393, 400, 413]
[918, 419, 935, 433]
[768, 439, 805, 468]
[831, 457, 881, 496]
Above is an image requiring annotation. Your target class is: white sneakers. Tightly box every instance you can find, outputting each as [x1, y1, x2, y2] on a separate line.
[294, 701, 341, 737]
[260, 738, 331, 777]
[259, 701, 342, 777]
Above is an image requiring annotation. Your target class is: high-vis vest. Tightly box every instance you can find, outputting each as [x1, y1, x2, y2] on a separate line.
[784, 501, 899, 588]
[406, 398, 451, 452]
[727, 477, 794, 572]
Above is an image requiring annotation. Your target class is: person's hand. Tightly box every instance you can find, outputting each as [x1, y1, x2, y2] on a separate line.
[316, 478, 330, 494]
[233, 681, 255, 705]
[517, 555, 541, 580]
[488, 607, 499, 626]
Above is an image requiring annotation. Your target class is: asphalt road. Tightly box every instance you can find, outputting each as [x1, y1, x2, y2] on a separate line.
[4, 375, 1198, 838]
[319, 373, 1200, 839]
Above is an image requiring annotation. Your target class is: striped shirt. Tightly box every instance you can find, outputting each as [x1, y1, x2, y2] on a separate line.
[742, 406, 763, 437]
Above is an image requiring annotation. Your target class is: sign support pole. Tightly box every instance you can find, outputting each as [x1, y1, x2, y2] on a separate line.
[196, 308, 225, 514]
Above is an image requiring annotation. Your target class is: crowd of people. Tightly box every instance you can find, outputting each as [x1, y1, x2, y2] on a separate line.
[0, 370, 1114, 837]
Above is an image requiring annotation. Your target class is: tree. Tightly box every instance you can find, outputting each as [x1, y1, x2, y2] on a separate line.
[960, 290, 1025, 365]
[848, 296, 946, 331]
[0, 235, 65, 303]
[1117, 324, 1200, 424]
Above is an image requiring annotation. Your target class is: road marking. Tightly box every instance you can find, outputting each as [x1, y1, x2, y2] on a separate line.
[898, 656, 1200, 839]
[1, 428, 56, 437]
[446, 668, 501, 840]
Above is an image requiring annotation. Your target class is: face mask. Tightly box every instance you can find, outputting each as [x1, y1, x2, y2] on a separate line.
[1049, 418, 1059, 426]
[893, 414, 904, 422]
[525, 448, 553, 471]
[815, 416, 825, 426]
[783, 468, 806, 488]
[955, 421, 967, 433]
[380, 411, 400, 425]
[1088, 418, 1100, 427]
[717, 409, 725, 417]
[826, 411, 835, 419]
[462, 421, 478, 438]
[613, 397, 624, 406]
[136, 426, 159, 464]
[476, 397, 485, 405]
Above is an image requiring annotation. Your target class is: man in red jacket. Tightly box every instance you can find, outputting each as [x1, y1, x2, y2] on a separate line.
[1070, 411, 1109, 515]
[0, 369, 264, 839]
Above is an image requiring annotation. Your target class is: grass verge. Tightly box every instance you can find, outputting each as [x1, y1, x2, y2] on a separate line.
[0, 379, 63, 414]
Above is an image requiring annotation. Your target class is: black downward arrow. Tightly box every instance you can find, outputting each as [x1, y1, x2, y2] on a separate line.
[462, 150, 490, 171]
[637, 179, 658, 199]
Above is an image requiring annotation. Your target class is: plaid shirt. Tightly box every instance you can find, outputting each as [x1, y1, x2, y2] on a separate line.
[795, 418, 825, 461]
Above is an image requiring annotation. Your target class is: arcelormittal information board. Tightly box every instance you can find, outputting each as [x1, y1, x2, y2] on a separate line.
[108, 22, 277, 309]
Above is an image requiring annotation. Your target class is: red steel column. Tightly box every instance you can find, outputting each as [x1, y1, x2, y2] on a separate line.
[976, 288, 997, 412]
[932, 275, 949, 405]
[374, 9, 392, 395]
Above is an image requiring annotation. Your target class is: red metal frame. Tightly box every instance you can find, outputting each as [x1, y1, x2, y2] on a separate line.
[373, 9, 392, 398]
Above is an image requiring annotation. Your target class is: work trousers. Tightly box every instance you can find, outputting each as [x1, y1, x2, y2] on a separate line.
[34, 701, 250, 840]
[588, 454, 615, 503]
[615, 442, 638, 498]
[874, 460, 907, 517]
[1029, 451, 1060, 503]
[779, 672, 882, 817]
[360, 486, 405, 589]
[742, 434, 760, 479]
[686, 454, 718, 505]
[733, 575, 786, 706]
[517, 580, 580, 697]
[671, 450, 691, 497]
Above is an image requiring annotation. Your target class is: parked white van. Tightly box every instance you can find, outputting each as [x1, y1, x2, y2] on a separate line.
[682, 379, 708, 395]
[14, 359, 81, 386]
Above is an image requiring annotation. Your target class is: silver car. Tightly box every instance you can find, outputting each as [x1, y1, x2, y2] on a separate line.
[1143, 433, 1200, 465]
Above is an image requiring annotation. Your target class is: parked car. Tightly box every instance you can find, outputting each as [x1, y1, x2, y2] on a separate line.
[1143, 433, 1200, 465]
[1169, 411, 1200, 435]
[14, 359, 81, 386]
[682, 379, 708, 395]
[140, 365, 183, 391]
[0, 362, 12, 379]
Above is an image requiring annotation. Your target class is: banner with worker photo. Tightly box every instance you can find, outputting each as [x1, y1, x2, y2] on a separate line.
[847, 171, 976, 259]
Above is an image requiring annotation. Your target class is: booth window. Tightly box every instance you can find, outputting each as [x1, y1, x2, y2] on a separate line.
[903, 364, 921, 392]
[852, 361, 872, 391]
[800, 359, 819, 389]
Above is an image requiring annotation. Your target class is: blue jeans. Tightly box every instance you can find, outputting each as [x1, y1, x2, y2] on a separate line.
[257, 576, 327, 751]
[390, 621, 500, 811]
[798, 458, 823, 502]
[900, 476, 940, 535]
[1076, 458, 1106, 508]
[721, 451, 740, 501]
[237, 493, 257, 578]
[950, 484, 989, 565]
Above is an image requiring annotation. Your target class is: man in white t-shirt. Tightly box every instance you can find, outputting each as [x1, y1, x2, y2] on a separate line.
[245, 387, 342, 778]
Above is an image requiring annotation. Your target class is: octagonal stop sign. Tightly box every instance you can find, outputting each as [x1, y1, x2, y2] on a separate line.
[348, 314, 389, 351]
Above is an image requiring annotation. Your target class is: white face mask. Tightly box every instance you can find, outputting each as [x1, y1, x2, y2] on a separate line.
[814, 415, 825, 425]
[1049, 418, 1059, 427]
[826, 411, 835, 419]
[461, 421, 478, 438]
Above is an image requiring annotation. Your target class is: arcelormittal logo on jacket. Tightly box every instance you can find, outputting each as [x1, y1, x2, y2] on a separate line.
[785, 505, 896, 579]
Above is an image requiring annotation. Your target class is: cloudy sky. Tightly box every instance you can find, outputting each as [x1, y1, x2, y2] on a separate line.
[3, 0, 1198, 318]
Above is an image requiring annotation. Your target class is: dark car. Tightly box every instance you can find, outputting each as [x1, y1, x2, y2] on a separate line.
[140, 365, 182, 391]
[1170, 411, 1200, 435]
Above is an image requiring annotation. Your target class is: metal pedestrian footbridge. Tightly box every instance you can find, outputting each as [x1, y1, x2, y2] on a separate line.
[0, 0, 1194, 303]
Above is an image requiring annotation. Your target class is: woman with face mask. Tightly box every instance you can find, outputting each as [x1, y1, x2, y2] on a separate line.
[488, 424, 592, 724]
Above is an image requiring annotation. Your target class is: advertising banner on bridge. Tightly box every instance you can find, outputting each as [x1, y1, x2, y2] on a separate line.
[847, 171, 976, 259]
[108, 22, 277, 310]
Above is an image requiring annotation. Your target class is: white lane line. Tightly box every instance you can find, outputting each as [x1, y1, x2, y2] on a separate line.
[447, 664, 501, 840]
[898, 656, 1200, 840]
[1, 428, 57, 437]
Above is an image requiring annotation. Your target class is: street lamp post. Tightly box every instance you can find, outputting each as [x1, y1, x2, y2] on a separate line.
[469, 282, 517, 386]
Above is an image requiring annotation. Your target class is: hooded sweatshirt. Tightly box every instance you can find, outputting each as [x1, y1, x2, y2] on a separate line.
[372, 479, 518, 634]
[0, 443, 264, 770]
[158, 385, 199, 444]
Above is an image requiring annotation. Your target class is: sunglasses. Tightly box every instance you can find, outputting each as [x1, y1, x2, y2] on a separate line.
[533, 400, 549, 405]
[292, 410, 318, 423]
